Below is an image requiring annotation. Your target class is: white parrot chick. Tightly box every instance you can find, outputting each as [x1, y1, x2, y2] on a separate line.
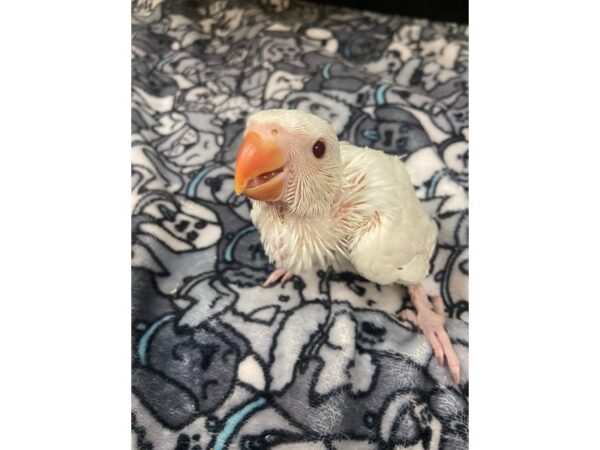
[234, 109, 460, 383]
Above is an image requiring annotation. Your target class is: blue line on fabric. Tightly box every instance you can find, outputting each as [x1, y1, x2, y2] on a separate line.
[375, 84, 389, 106]
[137, 314, 175, 366]
[187, 164, 217, 197]
[343, 43, 351, 57]
[362, 129, 379, 141]
[224, 225, 254, 262]
[427, 170, 446, 198]
[213, 397, 267, 450]
[156, 53, 175, 70]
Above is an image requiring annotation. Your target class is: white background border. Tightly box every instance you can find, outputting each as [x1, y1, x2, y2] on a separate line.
[1, 1, 131, 448]
[1, 0, 599, 448]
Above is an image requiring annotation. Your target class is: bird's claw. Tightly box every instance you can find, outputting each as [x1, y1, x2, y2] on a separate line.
[402, 289, 461, 385]
[263, 268, 294, 287]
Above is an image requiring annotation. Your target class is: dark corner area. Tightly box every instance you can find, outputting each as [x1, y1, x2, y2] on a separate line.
[310, 0, 468, 24]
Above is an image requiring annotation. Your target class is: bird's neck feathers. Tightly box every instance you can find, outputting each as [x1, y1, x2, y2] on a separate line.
[279, 143, 343, 217]
[252, 166, 342, 218]
[283, 166, 342, 217]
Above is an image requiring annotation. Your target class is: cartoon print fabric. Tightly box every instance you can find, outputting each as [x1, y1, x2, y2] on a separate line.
[132, 1, 469, 449]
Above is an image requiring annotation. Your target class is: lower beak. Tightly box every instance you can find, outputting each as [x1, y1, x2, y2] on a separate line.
[234, 131, 286, 201]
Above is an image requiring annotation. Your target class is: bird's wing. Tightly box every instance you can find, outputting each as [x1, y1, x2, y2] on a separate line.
[344, 147, 438, 285]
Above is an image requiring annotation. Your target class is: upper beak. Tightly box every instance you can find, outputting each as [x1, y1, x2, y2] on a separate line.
[234, 131, 286, 201]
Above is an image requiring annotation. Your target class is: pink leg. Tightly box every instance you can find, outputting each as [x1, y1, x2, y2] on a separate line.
[263, 268, 294, 287]
[281, 270, 294, 283]
[400, 284, 461, 384]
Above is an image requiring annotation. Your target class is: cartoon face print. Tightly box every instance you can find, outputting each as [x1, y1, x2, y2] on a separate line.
[427, 77, 468, 104]
[176, 274, 240, 327]
[186, 164, 250, 220]
[225, 10, 270, 43]
[420, 37, 462, 71]
[159, 13, 197, 46]
[189, 165, 233, 203]
[405, 146, 468, 213]
[446, 103, 468, 135]
[240, 67, 270, 99]
[139, 195, 222, 252]
[132, 29, 175, 59]
[163, 130, 222, 171]
[258, 36, 301, 64]
[374, 121, 424, 154]
[364, 42, 412, 76]
[302, 270, 406, 314]
[142, 320, 245, 419]
[151, 112, 223, 171]
[350, 107, 432, 155]
[329, 276, 405, 316]
[232, 276, 306, 316]
[131, 155, 177, 211]
[375, 106, 432, 154]
[132, 0, 163, 24]
[378, 391, 443, 448]
[204, 36, 230, 55]
[282, 91, 352, 135]
[322, 83, 374, 109]
[180, 86, 220, 113]
[133, 69, 178, 112]
[425, 243, 468, 322]
[301, 27, 339, 54]
[152, 111, 187, 135]
[213, 96, 254, 123]
[419, 61, 457, 92]
[383, 85, 447, 116]
[260, 0, 291, 13]
[442, 140, 468, 184]
[225, 41, 252, 67]
[339, 33, 390, 64]
[394, 23, 423, 44]
[162, 53, 207, 86]
[214, 9, 244, 39]
[264, 70, 306, 101]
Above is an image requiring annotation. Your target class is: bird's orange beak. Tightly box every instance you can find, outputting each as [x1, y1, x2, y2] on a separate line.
[234, 131, 286, 201]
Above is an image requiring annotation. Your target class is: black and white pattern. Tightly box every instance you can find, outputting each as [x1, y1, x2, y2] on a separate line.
[132, 1, 468, 448]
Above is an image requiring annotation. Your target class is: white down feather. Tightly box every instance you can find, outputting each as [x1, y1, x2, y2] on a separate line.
[250, 141, 437, 286]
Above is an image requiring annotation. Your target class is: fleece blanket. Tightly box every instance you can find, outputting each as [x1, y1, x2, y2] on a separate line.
[131, 1, 469, 449]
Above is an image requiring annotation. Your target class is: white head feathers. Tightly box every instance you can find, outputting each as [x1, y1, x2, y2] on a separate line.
[246, 109, 342, 217]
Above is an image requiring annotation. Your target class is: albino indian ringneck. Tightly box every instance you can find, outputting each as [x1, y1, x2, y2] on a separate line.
[234, 109, 460, 383]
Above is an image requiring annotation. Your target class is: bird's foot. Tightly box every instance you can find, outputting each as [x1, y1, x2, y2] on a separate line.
[400, 284, 461, 384]
[263, 268, 294, 287]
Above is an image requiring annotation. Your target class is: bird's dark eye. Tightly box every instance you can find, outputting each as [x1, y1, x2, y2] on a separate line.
[312, 140, 326, 158]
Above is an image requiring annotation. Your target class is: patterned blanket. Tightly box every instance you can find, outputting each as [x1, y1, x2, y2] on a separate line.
[132, 1, 469, 449]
